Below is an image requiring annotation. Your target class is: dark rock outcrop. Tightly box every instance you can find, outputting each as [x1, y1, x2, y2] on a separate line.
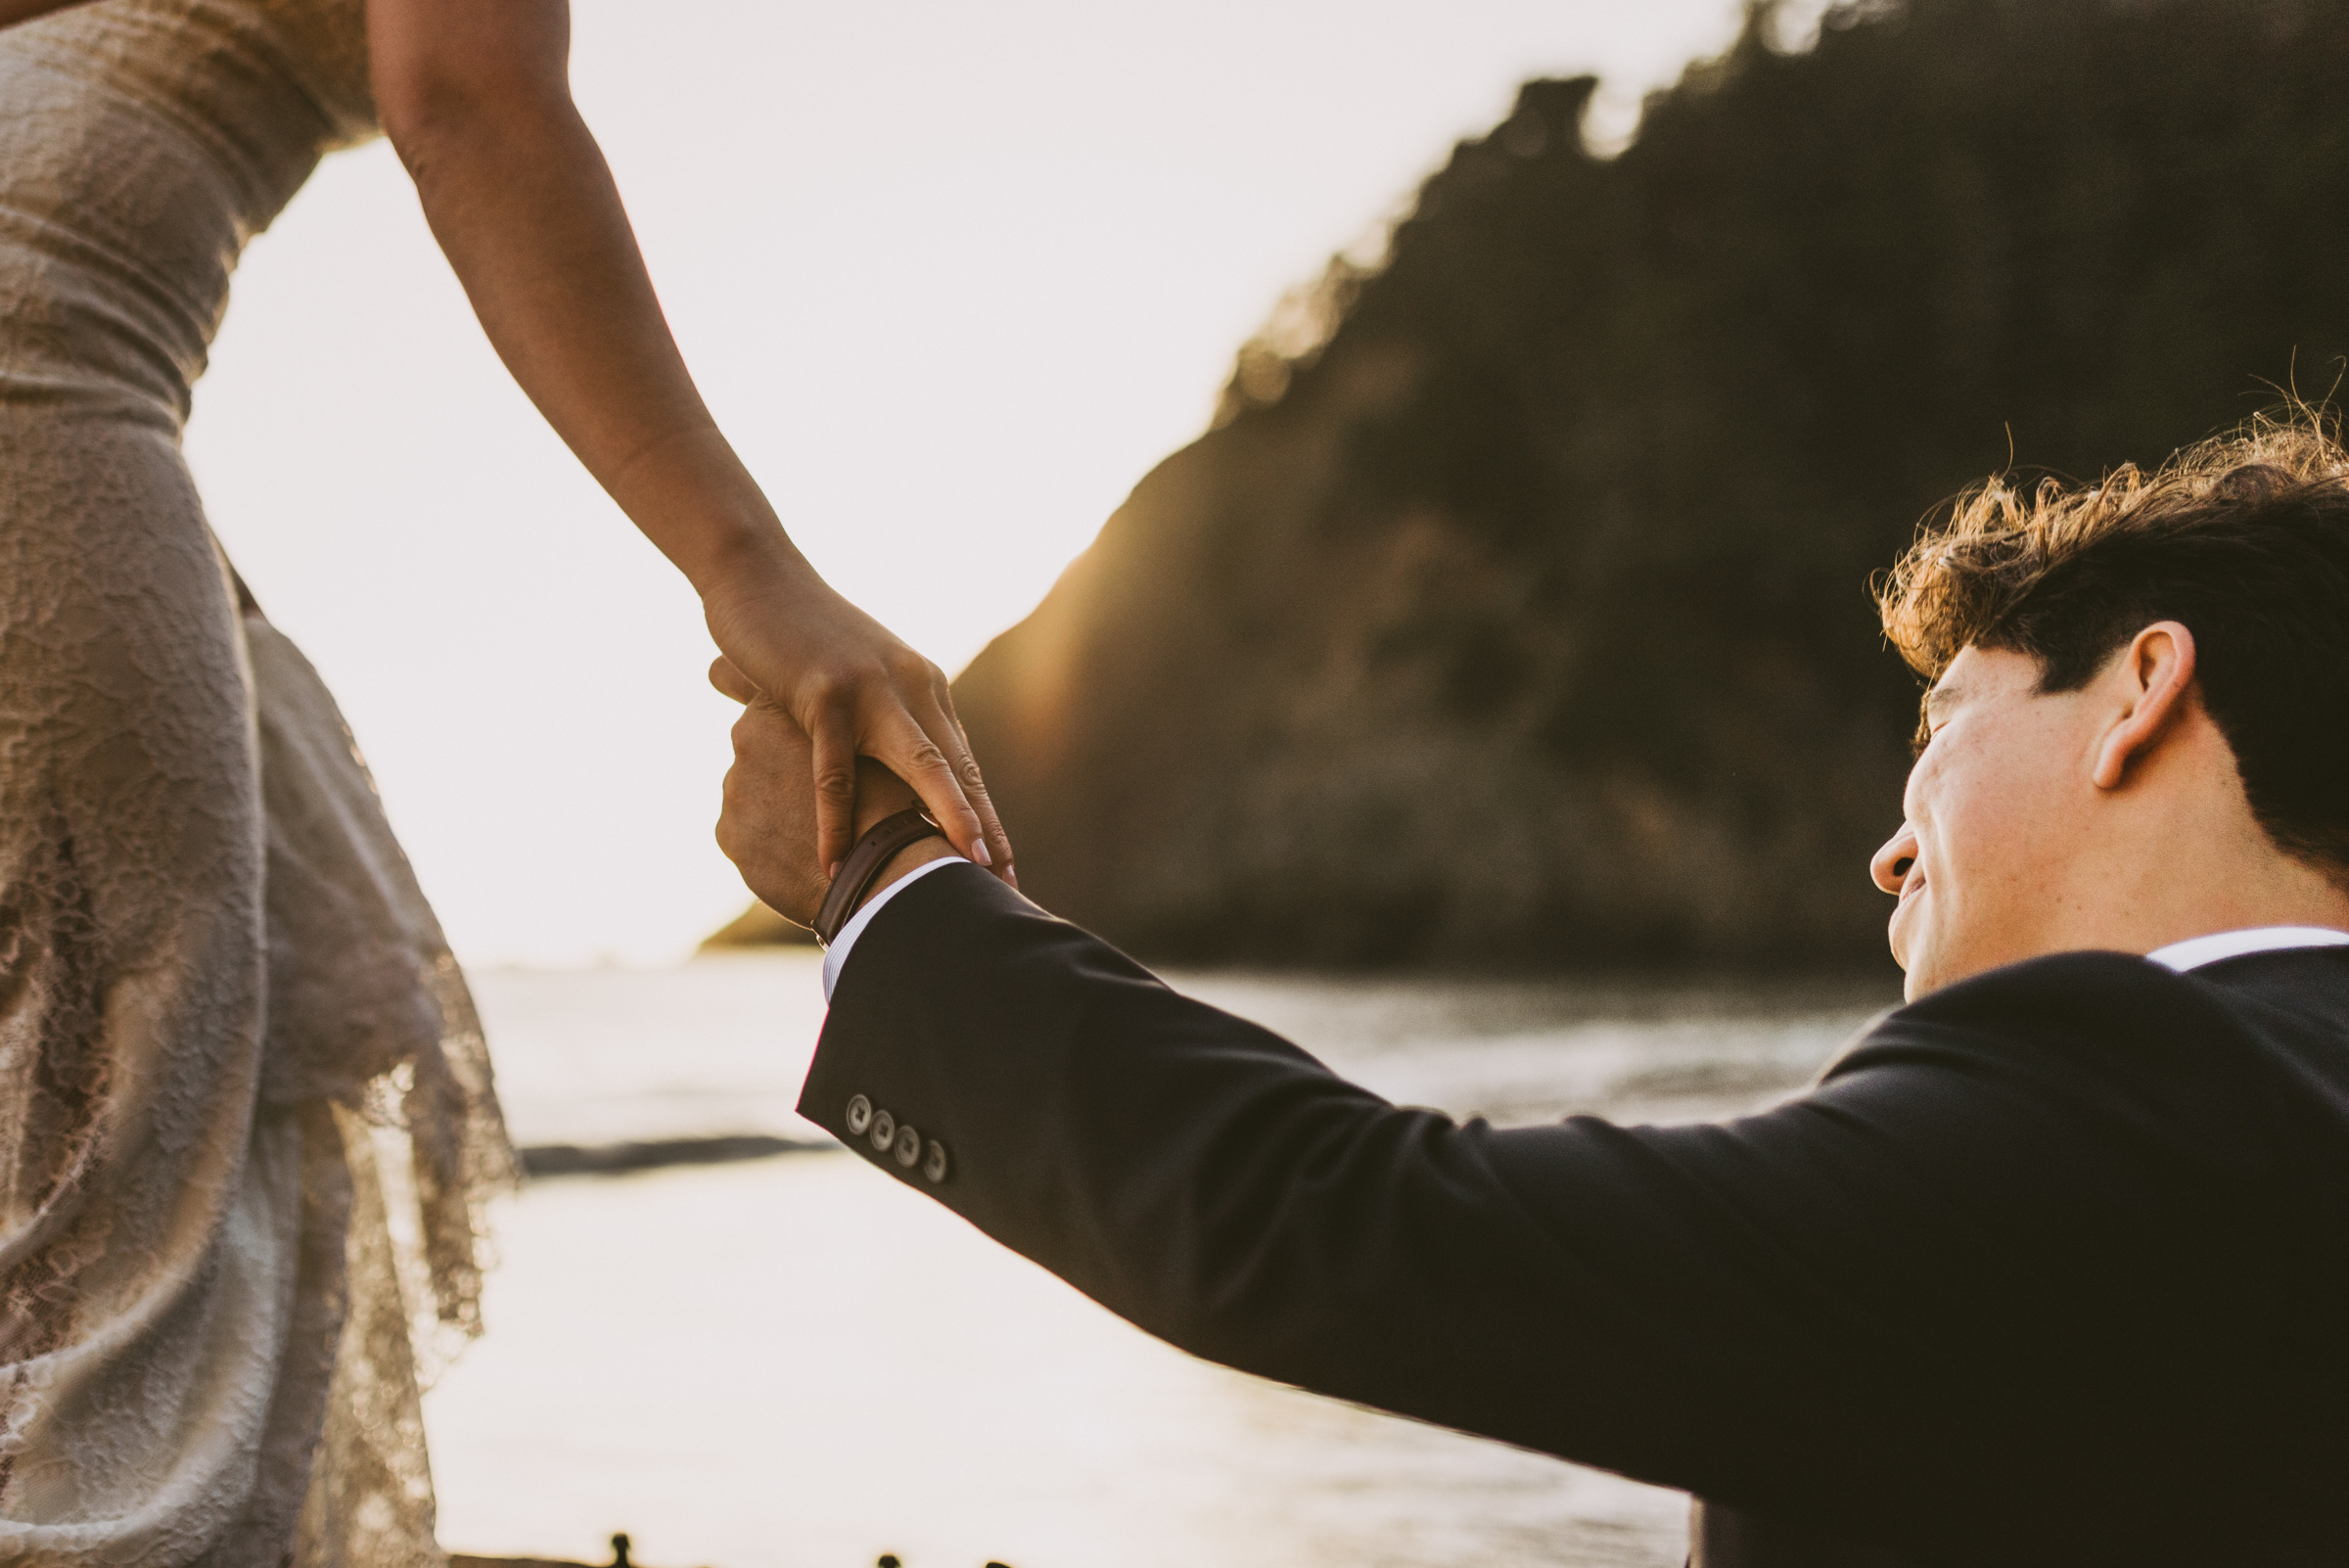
[515, 1134, 827, 1179]
[699, 900, 815, 950]
[945, 0, 2349, 970]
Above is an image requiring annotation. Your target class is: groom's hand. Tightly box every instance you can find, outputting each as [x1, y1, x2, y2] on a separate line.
[713, 656, 927, 927]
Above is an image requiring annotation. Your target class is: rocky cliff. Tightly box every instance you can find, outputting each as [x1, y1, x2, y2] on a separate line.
[892, 0, 2349, 969]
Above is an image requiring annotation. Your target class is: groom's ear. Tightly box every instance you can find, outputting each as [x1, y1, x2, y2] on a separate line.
[2090, 622, 2198, 791]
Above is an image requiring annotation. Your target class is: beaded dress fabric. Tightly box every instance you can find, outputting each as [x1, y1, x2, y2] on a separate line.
[0, 0, 515, 1563]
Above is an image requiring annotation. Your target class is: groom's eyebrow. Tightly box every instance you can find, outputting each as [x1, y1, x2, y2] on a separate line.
[1923, 677, 1967, 725]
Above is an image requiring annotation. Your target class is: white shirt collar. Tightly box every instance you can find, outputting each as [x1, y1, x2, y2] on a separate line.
[2145, 926, 2349, 973]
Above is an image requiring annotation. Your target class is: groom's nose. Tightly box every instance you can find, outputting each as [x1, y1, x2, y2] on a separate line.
[1870, 823, 1919, 897]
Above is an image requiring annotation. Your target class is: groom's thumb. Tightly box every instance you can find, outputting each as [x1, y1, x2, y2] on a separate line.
[708, 655, 759, 705]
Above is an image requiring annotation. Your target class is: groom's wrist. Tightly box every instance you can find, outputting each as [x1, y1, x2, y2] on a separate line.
[835, 758, 950, 920]
[854, 837, 959, 917]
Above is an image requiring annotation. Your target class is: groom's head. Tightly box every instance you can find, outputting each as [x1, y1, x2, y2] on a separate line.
[1867, 419, 2349, 999]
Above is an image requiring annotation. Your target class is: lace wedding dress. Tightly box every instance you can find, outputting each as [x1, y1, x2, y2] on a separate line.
[0, 0, 515, 1563]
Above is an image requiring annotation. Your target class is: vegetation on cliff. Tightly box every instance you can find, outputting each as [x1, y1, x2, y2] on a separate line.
[852, 0, 2349, 969]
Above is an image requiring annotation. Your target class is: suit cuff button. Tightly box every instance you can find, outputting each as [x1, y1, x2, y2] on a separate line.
[893, 1125, 922, 1168]
[922, 1139, 950, 1184]
[868, 1109, 896, 1153]
[845, 1095, 873, 1136]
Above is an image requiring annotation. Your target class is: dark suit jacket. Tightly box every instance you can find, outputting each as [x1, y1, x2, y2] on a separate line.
[801, 864, 2349, 1566]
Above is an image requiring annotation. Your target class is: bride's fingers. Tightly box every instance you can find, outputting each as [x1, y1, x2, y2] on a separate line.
[708, 655, 758, 705]
[809, 709, 859, 880]
[922, 682, 1014, 883]
[871, 706, 990, 869]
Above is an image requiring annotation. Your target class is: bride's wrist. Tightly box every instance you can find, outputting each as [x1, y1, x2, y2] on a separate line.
[603, 423, 797, 587]
[687, 516, 808, 602]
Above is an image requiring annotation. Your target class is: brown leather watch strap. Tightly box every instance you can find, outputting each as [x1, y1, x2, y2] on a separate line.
[812, 807, 947, 945]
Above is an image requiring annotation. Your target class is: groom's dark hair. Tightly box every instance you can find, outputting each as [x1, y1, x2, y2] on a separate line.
[1875, 414, 2349, 886]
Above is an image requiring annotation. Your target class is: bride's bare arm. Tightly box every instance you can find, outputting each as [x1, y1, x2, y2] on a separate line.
[368, 0, 1012, 883]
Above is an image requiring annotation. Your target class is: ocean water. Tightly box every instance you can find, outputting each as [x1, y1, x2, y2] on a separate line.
[428, 954, 1896, 1568]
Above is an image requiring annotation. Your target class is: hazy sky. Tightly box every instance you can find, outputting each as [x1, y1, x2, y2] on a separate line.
[191, 0, 1770, 965]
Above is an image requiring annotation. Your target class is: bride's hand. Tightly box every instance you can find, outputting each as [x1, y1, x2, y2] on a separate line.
[701, 568, 1011, 886]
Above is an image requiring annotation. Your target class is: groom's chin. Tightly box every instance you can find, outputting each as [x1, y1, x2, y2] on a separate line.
[1889, 899, 1935, 1001]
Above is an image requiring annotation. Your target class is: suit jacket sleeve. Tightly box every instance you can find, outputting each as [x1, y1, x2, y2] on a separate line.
[799, 863, 2288, 1546]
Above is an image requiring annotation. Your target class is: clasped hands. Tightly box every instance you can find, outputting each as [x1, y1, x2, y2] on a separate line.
[711, 655, 967, 930]
[694, 548, 1013, 890]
